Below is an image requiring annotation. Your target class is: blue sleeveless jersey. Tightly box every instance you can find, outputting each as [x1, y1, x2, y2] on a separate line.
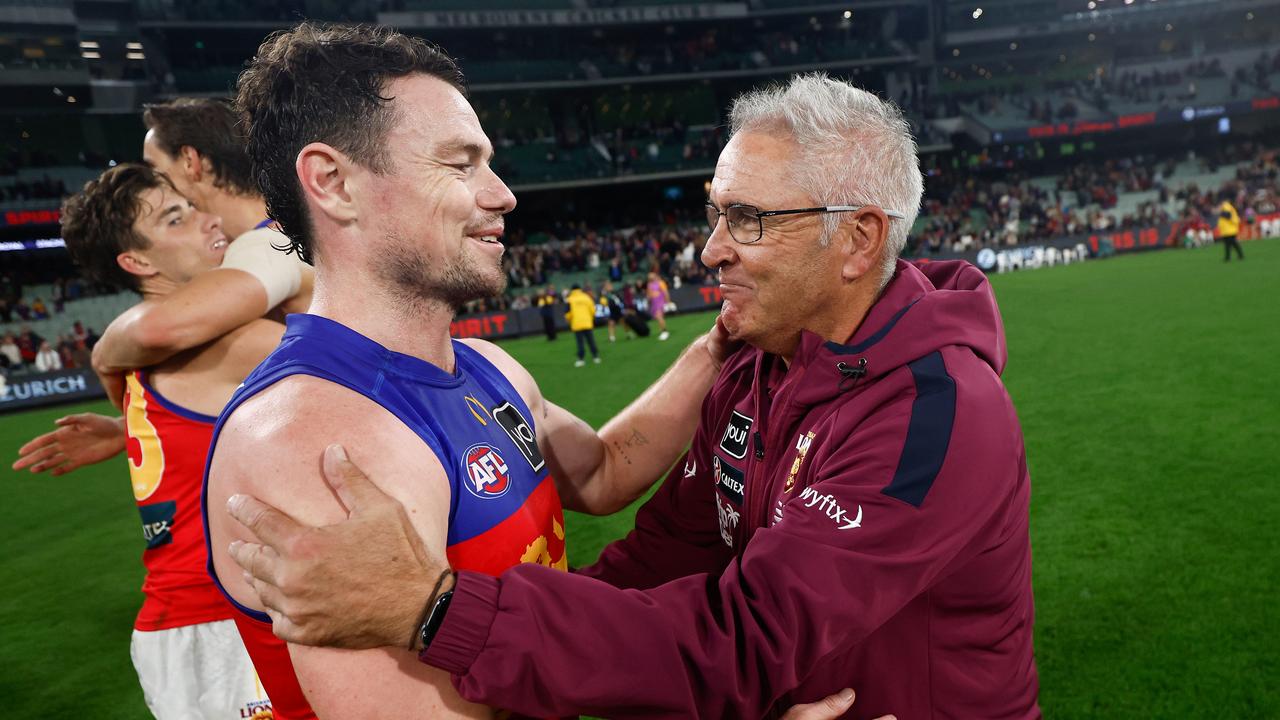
[201, 313, 568, 624]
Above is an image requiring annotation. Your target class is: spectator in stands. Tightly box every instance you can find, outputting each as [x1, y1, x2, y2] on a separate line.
[56, 335, 78, 369]
[30, 298, 49, 319]
[0, 272, 17, 304]
[16, 327, 41, 363]
[68, 337, 92, 370]
[14, 299, 31, 321]
[66, 277, 85, 301]
[52, 278, 67, 313]
[71, 320, 89, 347]
[0, 333, 22, 369]
[34, 341, 62, 373]
[0, 299, 9, 324]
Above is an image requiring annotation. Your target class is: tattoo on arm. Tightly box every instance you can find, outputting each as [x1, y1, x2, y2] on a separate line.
[624, 429, 649, 448]
[612, 439, 632, 466]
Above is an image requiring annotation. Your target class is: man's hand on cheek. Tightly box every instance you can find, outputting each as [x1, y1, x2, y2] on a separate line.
[702, 314, 743, 368]
[227, 444, 448, 649]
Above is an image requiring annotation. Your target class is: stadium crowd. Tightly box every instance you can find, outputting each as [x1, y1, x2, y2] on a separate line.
[143, 0, 898, 80]
[1, 272, 100, 323]
[911, 139, 1278, 254]
[0, 265, 115, 376]
[6, 138, 1274, 325]
[473, 26, 893, 83]
[1101, 51, 1280, 107]
[0, 323, 97, 374]
[494, 137, 1280, 312]
[0, 174, 68, 202]
[490, 122, 726, 182]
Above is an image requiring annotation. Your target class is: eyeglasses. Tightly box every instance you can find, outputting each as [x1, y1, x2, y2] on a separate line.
[705, 202, 907, 245]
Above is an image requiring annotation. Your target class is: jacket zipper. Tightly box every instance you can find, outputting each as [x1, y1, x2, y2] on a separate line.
[741, 355, 773, 548]
[743, 361, 811, 540]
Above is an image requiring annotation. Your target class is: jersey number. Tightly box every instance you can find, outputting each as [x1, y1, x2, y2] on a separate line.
[125, 375, 166, 501]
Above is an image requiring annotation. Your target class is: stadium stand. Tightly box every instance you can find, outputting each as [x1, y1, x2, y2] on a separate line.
[911, 140, 1279, 254]
[0, 282, 136, 375]
[3, 0, 1279, 336]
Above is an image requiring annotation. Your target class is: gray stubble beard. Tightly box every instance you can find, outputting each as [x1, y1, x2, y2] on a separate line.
[376, 232, 507, 314]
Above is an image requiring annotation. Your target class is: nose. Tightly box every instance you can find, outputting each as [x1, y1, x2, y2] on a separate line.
[477, 165, 517, 215]
[201, 210, 223, 235]
[700, 213, 736, 269]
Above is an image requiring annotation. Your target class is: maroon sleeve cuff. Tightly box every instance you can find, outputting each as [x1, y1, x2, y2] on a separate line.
[417, 570, 500, 674]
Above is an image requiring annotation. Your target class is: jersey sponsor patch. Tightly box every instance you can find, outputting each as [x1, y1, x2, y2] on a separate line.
[492, 401, 545, 471]
[463, 444, 513, 499]
[716, 494, 741, 548]
[712, 455, 745, 505]
[797, 486, 863, 530]
[719, 410, 752, 460]
[464, 395, 490, 426]
[138, 500, 176, 549]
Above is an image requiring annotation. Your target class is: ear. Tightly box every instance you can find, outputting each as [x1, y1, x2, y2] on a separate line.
[840, 208, 889, 283]
[117, 250, 158, 280]
[296, 142, 358, 225]
[179, 146, 204, 183]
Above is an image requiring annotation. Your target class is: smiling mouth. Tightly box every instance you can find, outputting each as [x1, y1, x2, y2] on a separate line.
[470, 235, 502, 245]
[211, 237, 228, 251]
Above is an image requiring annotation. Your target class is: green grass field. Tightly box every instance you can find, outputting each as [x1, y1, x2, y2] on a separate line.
[2, 239, 1277, 718]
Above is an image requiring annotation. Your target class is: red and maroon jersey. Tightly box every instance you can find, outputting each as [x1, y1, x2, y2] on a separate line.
[123, 371, 235, 632]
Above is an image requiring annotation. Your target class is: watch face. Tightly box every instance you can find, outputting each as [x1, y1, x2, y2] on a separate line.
[421, 590, 453, 649]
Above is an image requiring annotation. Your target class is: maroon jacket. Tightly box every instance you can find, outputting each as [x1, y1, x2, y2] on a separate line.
[423, 260, 1040, 719]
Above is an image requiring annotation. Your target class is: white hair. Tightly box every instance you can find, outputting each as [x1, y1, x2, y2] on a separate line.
[728, 72, 924, 289]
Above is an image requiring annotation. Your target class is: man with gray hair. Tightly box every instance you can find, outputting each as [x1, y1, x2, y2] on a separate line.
[226, 72, 1040, 718]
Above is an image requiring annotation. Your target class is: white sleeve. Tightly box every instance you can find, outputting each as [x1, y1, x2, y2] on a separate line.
[219, 227, 304, 311]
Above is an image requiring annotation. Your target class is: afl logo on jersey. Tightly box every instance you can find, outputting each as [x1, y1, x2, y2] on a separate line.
[463, 444, 512, 499]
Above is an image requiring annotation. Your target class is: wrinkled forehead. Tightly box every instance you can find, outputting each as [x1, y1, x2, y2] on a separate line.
[385, 74, 492, 158]
[711, 130, 808, 207]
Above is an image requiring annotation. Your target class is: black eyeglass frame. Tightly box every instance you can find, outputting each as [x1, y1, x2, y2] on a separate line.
[705, 202, 908, 245]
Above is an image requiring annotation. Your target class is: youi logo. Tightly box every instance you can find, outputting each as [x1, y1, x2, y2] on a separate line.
[719, 411, 753, 460]
[463, 444, 512, 499]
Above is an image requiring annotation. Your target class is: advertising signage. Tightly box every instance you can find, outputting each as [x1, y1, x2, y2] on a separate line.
[0, 368, 105, 414]
[990, 96, 1280, 144]
[0, 237, 66, 252]
[3, 208, 61, 228]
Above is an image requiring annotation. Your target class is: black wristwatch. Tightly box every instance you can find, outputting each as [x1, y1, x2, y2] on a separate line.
[418, 590, 453, 652]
